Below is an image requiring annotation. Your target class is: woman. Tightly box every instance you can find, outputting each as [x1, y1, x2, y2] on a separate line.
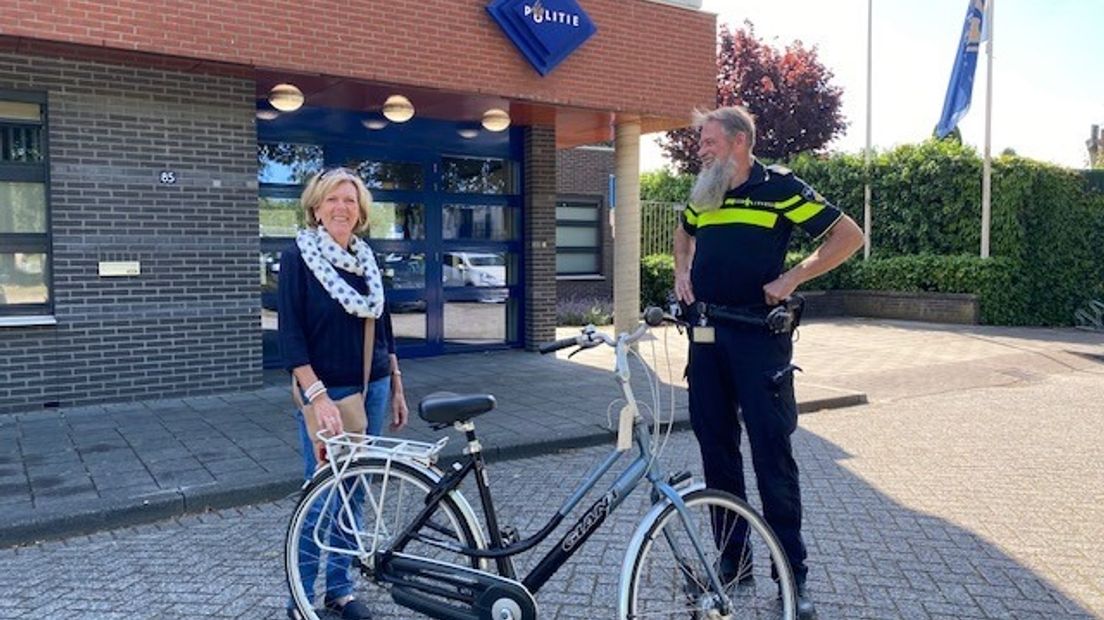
[278, 167, 408, 620]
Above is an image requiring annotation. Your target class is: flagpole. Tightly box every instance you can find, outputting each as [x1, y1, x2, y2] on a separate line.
[863, 0, 873, 260]
[981, 0, 994, 259]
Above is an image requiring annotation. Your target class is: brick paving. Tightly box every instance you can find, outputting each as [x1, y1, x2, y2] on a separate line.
[0, 368, 1101, 618]
[0, 320, 868, 548]
[0, 318, 1101, 618]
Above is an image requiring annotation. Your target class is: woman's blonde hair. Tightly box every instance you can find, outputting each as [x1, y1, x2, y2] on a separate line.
[300, 167, 373, 235]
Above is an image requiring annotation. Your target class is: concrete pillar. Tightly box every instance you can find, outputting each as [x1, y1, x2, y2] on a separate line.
[613, 119, 641, 336]
[523, 125, 558, 350]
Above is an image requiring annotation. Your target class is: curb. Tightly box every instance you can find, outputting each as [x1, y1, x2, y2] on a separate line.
[1, 392, 866, 549]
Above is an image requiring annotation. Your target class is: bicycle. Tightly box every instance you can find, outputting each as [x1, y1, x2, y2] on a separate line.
[285, 307, 798, 619]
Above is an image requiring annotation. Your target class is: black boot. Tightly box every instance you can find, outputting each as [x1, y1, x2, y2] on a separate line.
[795, 582, 816, 620]
[778, 581, 816, 619]
[718, 555, 755, 586]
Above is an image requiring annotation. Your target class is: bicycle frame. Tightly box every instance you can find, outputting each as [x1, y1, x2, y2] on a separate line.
[375, 323, 731, 602]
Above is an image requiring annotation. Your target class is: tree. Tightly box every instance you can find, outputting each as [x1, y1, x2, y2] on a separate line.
[659, 22, 846, 174]
[640, 169, 693, 202]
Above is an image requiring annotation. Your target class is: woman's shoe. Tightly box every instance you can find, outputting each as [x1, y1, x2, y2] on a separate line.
[325, 597, 374, 620]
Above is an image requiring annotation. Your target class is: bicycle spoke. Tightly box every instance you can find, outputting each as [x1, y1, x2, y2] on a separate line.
[286, 461, 481, 620]
[627, 491, 795, 619]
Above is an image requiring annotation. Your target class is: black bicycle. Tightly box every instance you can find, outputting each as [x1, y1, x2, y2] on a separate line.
[285, 307, 797, 619]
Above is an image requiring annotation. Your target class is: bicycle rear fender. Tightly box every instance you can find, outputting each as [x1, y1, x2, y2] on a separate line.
[616, 481, 706, 617]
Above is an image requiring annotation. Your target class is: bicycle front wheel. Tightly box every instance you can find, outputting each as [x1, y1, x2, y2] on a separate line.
[285, 458, 483, 620]
[625, 489, 796, 620]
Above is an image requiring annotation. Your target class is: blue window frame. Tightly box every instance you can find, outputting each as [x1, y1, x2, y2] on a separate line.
[257, 107, 524, 362]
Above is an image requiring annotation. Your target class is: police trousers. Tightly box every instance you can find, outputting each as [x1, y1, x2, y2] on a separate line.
[687, 324, 808, 584]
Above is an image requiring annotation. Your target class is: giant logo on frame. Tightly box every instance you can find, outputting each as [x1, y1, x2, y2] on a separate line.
[487, 0, 597, 76]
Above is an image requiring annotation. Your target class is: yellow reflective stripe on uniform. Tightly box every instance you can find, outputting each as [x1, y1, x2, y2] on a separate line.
[774, 195, 803, 209]
[785, 201, 825, 224]
[683, 207, 699, 226]
[697, 208, 777, 229]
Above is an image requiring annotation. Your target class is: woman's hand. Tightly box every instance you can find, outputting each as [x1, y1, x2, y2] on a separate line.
[312, 395, 344, 437]
[390, 377, 409, 431]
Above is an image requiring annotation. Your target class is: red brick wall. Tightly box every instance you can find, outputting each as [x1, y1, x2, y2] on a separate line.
[0, 0, 715, 119]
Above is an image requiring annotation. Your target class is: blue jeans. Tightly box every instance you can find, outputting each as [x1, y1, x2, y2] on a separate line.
[291, 377, 391, 606]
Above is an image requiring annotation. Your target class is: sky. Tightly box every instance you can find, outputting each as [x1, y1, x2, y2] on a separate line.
[641, 0, 1104, 172]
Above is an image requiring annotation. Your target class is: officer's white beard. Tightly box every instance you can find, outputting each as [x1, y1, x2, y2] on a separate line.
[689, 155, 735, 212]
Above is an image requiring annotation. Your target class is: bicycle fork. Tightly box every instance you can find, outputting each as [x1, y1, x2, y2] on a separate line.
[651, 479, 735, 618]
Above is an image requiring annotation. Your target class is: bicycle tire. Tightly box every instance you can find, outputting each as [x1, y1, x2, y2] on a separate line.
[285, 458, 483, 620]
[623, 488, 797, 620]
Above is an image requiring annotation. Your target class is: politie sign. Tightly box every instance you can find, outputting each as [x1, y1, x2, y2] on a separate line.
[487, 0, 597, 76]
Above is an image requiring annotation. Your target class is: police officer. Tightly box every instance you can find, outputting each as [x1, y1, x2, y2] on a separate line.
[674, 106, 864, 619]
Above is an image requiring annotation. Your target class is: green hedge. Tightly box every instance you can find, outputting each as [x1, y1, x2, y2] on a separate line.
[790, 142, 1104, 325]
[640, 140, 1104, 325]
[787, 253, 1023, 325]
[645, 251, 1026, 324]
[641, 253, 675, 309]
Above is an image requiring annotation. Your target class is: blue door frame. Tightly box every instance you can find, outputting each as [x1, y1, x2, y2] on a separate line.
[258, 108, 526, 364]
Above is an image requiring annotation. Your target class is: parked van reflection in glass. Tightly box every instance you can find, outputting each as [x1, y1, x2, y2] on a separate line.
[442, 252, 505, 287]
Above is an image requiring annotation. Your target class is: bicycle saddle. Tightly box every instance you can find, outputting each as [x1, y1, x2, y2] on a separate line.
[418, 391, 496, 425]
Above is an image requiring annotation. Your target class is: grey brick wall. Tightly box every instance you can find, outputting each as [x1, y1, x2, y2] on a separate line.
[524, 126, 557, 350]
[555, 146, 615, 303]
[0, 52, 259, 414]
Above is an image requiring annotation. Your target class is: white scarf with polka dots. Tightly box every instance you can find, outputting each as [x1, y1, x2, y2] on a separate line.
[296, 227, 384, 319]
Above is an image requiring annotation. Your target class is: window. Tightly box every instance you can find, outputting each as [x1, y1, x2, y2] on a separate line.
[346, 159, 423, 191]
[441, 156, 517, 194]
[0, 92, 51, 316]
[258, 142, 323, 185]
[442, 204, 517, 241]
[555, 198, 602, 276]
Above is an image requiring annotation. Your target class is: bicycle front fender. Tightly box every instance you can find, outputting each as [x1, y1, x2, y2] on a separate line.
[617, 481, 706, 618]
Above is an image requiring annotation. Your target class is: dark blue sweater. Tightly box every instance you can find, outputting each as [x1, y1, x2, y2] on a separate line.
[277, 243, 395, 386]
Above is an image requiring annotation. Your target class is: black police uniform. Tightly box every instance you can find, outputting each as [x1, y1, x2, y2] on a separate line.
[682, 160, 842, 586]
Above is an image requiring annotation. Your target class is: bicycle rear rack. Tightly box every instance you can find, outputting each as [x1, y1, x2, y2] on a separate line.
[321, 432, 449, 468]
[309, 433, 450, 558]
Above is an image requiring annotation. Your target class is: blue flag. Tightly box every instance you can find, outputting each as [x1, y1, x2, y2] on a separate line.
[935, 0, 988, 138]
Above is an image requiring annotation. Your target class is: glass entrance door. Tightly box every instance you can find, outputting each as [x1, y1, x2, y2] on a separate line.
[436, 155, 521, 350]
[257, 110, 523, 366]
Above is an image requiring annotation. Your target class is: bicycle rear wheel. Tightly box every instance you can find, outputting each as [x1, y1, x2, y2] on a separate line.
[285, 458, 482, 620]
[625, 489, 796, 619]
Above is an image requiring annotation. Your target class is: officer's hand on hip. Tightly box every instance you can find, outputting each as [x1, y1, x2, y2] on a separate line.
[675, 270, 695, 304]
[763, 274, 798, 305]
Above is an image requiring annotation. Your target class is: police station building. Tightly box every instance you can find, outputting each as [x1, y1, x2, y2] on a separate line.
[0, 1, 714, 413]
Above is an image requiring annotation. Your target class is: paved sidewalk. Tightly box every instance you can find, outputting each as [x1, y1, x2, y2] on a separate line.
[1, 318, 1101, 547]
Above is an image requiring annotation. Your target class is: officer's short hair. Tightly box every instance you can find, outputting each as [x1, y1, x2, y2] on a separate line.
[693, 106, 756, 152]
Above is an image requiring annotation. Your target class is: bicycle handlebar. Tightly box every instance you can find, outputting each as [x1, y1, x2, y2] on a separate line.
[538, 337, 583, 354]
[537, 307, 672, 355]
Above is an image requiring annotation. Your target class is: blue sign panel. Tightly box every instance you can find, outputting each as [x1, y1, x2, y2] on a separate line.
[487, 0, 597, 76]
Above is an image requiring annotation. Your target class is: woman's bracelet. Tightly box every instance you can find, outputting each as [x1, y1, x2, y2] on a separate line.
[304, 380, 326, 402]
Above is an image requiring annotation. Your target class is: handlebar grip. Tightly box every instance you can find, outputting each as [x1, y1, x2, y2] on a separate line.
[538, 337, 579, 354]
[643, 306, 665, 327]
